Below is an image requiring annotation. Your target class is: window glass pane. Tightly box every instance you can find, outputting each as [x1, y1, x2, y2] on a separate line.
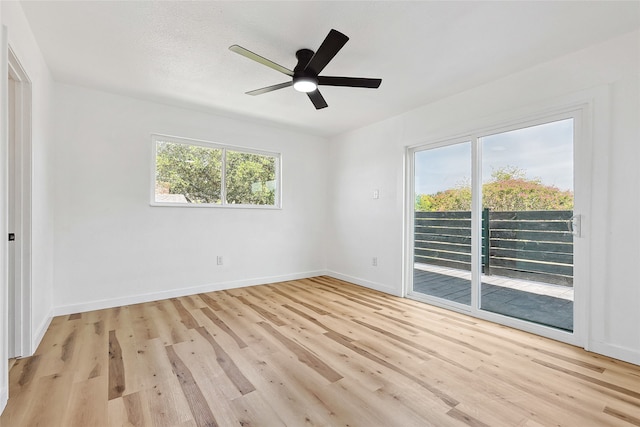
[480, 118, 574, 331]
[155, 140, 222, 204]
[413, 141, 472, 306]
[225, 150, 277, 205]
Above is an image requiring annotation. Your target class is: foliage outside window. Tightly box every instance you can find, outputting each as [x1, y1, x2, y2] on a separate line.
[153, 136, 280, 208]
[415, 166, 574, 212]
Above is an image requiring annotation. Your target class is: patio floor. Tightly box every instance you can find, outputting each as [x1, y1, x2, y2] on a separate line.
[413, 264, 574, 331]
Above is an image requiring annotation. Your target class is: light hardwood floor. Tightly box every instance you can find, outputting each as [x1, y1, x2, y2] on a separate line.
[2, 276, 639, 426]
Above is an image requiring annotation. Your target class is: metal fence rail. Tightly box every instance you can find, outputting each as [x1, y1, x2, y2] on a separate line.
[414, 209, 573, 286]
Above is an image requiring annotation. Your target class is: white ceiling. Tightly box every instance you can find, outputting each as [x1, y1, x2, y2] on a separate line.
[19, 1, 640, 137]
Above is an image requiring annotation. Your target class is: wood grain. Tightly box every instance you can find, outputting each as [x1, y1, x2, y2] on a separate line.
[603, 406, 640, 426]
[257, 321, 343, 383]
[199, 307, 247, 349]
[195, 327, 255, 395]
[170, 298, 200, 330]
[3, 276, 640, 426]
[165, 345, 218, 427]
[108, 330, 126, 400]
[197, 292, 223, 311]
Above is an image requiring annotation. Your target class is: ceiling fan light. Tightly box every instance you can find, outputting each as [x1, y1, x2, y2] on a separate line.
[293, 78, 317, 93]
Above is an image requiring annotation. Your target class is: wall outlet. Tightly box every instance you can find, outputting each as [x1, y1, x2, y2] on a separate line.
[216, 256, 223, 265]
[372, 189, 380, 199]
[372, 257, 378, 266]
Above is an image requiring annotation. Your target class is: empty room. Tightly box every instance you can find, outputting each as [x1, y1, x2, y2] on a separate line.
[1, 1, 639, 426]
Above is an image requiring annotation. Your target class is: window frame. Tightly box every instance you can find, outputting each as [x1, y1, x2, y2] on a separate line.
[150, 134, 282, 209]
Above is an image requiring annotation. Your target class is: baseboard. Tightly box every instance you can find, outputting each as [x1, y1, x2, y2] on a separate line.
[0, 385, 7, 415]
[325, 270, 402, 297]
[32, 308, 54, 355]
[588, 340, 640, 366]
[53, 270, 328, 316]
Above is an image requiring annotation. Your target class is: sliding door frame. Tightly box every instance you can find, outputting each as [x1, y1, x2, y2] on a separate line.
[404, 98, 594, 348]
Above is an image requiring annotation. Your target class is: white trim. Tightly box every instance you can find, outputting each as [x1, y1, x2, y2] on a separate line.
[149, 202, 282, 210]
[6, 46, 33, 358]
[402, 146, 413, 298]
[32, 308, 53, 353]
[0, 386, 6, 417]
[582, 85, 610, 354]
[53, 270, 327, 316]
[471, 136, 481, 311]
[1, 24, 9, 416]
[325, 270, 402, 297]
[220, 144, 227, 205]
[588, 341, 640, 366]
[406, 289, 471, 312]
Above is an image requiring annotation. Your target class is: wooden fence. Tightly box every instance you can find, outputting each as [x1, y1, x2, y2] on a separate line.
[414, 209, 573, 286]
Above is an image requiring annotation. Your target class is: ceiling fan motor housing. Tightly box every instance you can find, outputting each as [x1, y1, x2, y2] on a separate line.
[294, 49, 315, 73]
[293, 49, 318, 91]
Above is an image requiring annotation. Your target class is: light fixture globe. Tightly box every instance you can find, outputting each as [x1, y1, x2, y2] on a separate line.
[293, 75, 318, 93]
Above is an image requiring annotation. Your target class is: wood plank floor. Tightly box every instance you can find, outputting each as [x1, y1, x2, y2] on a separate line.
[2, 276, 640, 426]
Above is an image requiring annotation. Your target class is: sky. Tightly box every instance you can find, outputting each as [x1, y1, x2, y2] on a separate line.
[415, 118, 574, 195]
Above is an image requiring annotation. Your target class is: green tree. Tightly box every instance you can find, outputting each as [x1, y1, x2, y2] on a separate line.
[155, 142, 276, 205]
[225, 151, 276, 205]
[415, 166, 573, 211]
[483, 166, 573, 211]
[489, 165, 526, 182]
[156, 142, 222, 203]
[415, 194, 435, 211]
[429, 185, 472, 211]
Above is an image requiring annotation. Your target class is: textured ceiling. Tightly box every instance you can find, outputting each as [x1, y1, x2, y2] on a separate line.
[19, 1, 640, 137]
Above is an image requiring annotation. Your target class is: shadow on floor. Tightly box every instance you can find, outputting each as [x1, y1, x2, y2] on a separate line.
[413, 269, 573, 332]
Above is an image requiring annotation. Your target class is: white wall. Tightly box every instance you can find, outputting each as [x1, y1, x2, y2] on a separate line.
[327, 30, 640, 364]
[52, 84, 328, 313]
[1, 0, 56, 409]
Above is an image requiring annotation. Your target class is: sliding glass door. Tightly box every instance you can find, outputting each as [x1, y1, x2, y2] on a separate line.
[409, 113, 579, 339]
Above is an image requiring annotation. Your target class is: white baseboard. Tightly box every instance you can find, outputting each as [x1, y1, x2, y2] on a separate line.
[32, 308, 54, 355]
[588, 340, 640, 366]
[0, 386, 7, 416]
[53, 270, 327, 316]
[325, 270, 402, 297]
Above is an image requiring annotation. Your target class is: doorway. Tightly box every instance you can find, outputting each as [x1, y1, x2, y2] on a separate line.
[407, 108, 587, 345]
[7, 47, 32, 360]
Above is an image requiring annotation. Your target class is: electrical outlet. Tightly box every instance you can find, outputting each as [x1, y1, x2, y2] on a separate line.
[372, 257, 378, 266]
[372, 189, 379, 199]
[217, 256, 223, 265]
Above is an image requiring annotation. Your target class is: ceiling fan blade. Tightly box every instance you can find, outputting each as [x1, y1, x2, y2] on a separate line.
[305, 29, 349, 75]
[229, 45, 293, 76]
[246, 82, 292, 96]
[318, 76, 382, 88]
[307, 90, 328, 109]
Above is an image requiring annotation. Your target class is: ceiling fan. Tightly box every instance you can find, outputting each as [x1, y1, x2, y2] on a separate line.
[229, 29, 382, 110]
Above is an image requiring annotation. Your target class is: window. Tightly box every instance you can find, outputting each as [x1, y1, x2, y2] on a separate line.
[152, 135, 280, 208]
